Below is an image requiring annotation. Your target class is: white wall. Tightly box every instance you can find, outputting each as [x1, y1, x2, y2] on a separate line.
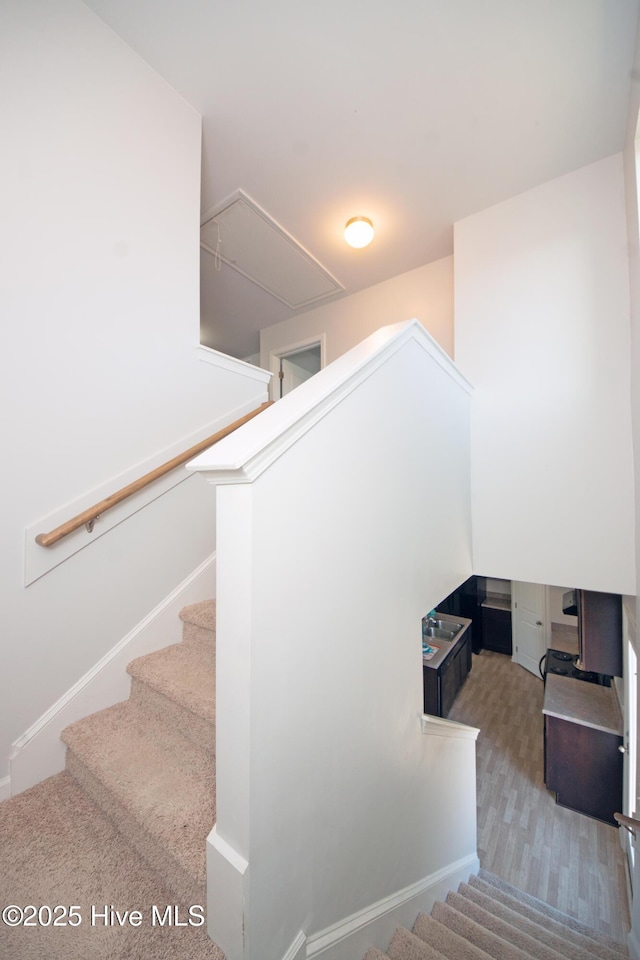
[259, 256, 454, 371]
[623, 28, 640, 958]
[194, 322, 477, 959]
[455, 155, 635, 595]
[0, 0, 267, 785]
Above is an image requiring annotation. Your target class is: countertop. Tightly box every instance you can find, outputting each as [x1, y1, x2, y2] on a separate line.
[423, 614, 472, 671]
[481, 593, 511, 612]
[542, 673, 622, 736]
[549, 623, 579, 656]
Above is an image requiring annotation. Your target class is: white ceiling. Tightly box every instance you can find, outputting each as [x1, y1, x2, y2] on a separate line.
[83, 0, 640, 358]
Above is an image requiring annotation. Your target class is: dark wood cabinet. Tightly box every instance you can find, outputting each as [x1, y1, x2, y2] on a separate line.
[482, 605, 512, 655]
[438, 577, 486, 653]
[423, 626, 472, 718]
[544, 715, 622, 825]
[578, 590, 622, 677]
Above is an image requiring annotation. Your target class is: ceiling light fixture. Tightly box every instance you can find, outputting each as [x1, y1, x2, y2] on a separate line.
[344, 216, 374, 248]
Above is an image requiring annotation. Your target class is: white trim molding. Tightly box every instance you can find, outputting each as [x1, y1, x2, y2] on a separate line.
[267, 332, 327, 403]
[304, 853, 479, 960]
[25, 399, 263, 585]
[0, 776, 11, 803]
[420, 714, 480, 741]
[10, 554, 216, 797]
[281, 931, 306, 960]
[197, 344, 272, 385]
[188, 319, 473, 486]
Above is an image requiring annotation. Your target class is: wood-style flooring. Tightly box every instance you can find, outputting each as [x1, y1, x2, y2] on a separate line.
[448, 649, 630, 943]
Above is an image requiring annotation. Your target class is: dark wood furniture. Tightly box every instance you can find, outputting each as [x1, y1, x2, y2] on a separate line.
[481, 602, 512, 656]
[423, 625, 472, 718]
[578, 590, 622, 677]
[438, 576, 486, 653]
[544, 715, 622, 826]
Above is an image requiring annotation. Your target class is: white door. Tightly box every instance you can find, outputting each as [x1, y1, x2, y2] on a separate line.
[512, 581, 548, 678]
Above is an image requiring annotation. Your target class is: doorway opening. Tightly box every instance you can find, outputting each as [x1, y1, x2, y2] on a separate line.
[270, 338, 323, 400]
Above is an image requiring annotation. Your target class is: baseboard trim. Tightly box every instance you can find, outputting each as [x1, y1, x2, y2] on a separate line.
[305, 852, 479, 959]
[9, 553, 216, 796]
[282, 930, 306, 960]
[0, 775, 11, 803]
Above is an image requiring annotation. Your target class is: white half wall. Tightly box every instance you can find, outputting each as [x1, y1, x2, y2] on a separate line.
[0, 0, 268, 782]
[193, 320, 476, 959]
[455, 154, 635, 594]
[259, 256, 454, 372]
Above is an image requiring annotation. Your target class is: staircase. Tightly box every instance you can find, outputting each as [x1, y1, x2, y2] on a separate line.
[364, 869, 628, 960]
[1, 598, 631, 959]
[61, 599, 217, 908]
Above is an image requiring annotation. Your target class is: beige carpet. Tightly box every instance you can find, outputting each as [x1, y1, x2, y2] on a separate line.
[0, 601, 222, 960]
[0, 771, 223, 960]
[363, 869, 628, 960]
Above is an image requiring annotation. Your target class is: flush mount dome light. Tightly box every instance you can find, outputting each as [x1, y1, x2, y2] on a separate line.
[344, 216, 374, 248]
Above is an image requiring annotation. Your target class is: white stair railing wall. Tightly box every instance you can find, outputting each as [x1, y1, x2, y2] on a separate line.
[189, 319, 477, 960]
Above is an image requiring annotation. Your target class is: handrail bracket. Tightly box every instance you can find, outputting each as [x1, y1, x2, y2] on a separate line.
[614, 812, 639, 838]
[34, 402, 273, 548]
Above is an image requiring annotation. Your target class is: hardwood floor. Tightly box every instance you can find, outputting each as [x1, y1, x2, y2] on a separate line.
[448, 649, 631, 943]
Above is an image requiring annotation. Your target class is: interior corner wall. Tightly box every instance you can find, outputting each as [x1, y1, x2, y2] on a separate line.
[259, 256, 454, 369]
[623, 30, 640, 958]
[454, 154, 635, 595]
[0, 0, 264, 785]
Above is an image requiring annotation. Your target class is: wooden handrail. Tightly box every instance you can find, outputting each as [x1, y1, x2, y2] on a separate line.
[614, 812, 640, 835]
[35, 401, 274, 547]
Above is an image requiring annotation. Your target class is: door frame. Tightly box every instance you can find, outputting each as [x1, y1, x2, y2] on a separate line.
[511, 582, 550, 676]
[268, 333, 326, 401]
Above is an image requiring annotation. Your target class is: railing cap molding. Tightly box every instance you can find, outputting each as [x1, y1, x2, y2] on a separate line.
[420, 714, 480, 740]
[187, 319, 473, 484]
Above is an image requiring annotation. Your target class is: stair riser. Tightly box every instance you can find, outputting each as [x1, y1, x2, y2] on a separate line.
[463, 879, 622, 960]
[65, 750, 205, 908]
[181, 621, 216, 648]
[476, 870, 628, 957]
[129, 678, 215, 756]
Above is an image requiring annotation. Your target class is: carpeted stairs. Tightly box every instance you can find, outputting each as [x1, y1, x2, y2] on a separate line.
[1, 600, 631, 959]
[0, 600, 221, 960]
[363, 869, 629, 960]
[60, 599, 217, 908]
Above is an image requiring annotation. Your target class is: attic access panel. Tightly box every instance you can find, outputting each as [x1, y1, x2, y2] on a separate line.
[200, 191, 344, 310]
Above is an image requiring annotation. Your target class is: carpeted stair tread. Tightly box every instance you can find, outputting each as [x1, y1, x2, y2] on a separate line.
[180, 599, 216, 631]
[433, 897, 555, 960]
[0, 771, 223, 960]
[412, 912, 497, 960]
[446, 893, 580, 960]
[386, 926, 450, 959]
[128, 643, 214, 722]
[467, 875, 623, 960]
[477, 869, 628, 955]
[127, 642, 215, 754]
[61, 700, 215, 901]
[363, 950, 389, 960]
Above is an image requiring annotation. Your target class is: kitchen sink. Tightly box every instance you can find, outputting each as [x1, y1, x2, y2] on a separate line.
[423, 626, 457, 640]
[433, 619, 463, 633]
